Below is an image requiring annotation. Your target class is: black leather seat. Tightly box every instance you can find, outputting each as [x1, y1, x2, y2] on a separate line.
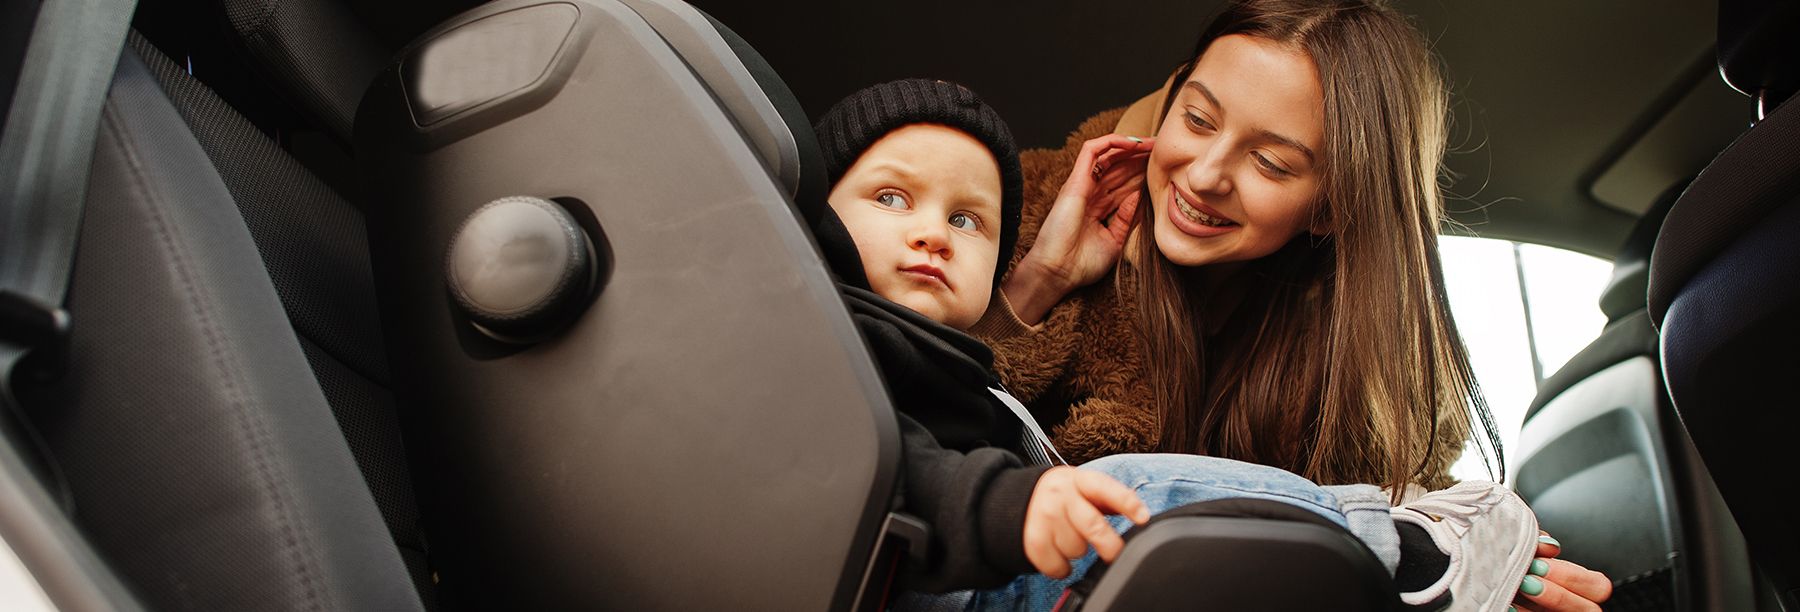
[127, 5, 441, 602]
[13, 40, 423, 612]
[1648, 1, 1800, 609]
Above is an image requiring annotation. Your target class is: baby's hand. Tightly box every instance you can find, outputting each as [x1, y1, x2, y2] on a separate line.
[1023, 466, 1151, 579]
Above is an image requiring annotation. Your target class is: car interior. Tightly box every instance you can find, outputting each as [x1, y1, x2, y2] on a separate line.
[0, 0, 1795, 610]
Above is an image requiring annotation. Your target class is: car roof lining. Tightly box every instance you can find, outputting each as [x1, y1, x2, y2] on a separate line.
[691, 0, 1745, 260]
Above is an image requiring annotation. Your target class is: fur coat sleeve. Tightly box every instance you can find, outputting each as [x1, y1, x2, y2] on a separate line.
[968, 108, 1162, 465]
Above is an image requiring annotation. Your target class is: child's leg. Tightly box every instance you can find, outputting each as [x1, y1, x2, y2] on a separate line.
[961, 453, 1384, 611]
[1319, 483, 1402, 575]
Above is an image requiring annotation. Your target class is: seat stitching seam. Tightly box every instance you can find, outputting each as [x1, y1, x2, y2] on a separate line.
[106, 99, 329, 611]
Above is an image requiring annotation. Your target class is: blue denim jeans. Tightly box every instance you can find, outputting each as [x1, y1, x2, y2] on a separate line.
[896, 454, 1400, 612]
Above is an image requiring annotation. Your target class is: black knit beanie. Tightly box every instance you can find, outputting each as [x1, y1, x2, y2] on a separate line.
[814, 79, 1023, 291]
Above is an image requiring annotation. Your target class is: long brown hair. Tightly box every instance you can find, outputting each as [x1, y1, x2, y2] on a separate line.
[1134, 0, 1500, 494]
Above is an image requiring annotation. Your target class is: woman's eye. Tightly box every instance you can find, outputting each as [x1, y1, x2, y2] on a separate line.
[1184, 112, 1213, 131]
[875, 192, 911, 210]
[1253, 153, 1293, 177]
[949, 212, 980, 231]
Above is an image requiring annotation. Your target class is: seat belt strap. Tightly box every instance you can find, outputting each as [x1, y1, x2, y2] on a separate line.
[1, 0, 139, 377]
[0, 0, 140, 505]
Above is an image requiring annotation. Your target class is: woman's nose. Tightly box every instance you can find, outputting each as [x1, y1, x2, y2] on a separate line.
[1185, 143, 1233, 195]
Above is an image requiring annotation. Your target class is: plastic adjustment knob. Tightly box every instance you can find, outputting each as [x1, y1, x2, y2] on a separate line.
[445, 196, 597, 343]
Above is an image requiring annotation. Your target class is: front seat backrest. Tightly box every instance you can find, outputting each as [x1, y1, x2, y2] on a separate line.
[1648, 1, 1800, 608]
[123, 28, 437, 606]
[17, 48, 421, 611]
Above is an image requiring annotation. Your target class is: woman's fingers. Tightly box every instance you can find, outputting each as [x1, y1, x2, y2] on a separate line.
[1544, 559, 1611, 603]
[1076, 135, 1154, 183]
[1514, 558, 1610, 611]
[1513, 574, 1598, 612]
[1102, 172, 1146, 203]
[1535, 532, 1562, 559]
[1108, 192, 1143, 241]
[1094, 151, 1150, 194]
[1090, 151, 1151, 225]
[1092, 146, 1148, 178]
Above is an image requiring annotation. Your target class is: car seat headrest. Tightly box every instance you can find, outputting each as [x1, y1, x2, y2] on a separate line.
[1598, 179, 1688, 322]
[1718, 0, 1800, 115]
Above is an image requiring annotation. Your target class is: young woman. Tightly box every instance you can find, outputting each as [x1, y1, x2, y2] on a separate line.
[967, 0, 1613, 609]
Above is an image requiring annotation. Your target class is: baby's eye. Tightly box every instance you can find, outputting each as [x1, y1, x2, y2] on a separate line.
[875, 192, 911, 210]
[949, 212, 980, 231]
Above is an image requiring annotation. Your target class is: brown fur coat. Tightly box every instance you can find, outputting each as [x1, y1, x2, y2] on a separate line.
[968, 107, 1160, 466]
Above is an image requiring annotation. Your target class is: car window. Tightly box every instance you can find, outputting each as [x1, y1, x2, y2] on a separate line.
[1438, 236, 1612, 481]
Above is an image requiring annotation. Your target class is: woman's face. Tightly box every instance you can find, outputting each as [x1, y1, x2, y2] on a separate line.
[1147, 34, 1327, 268]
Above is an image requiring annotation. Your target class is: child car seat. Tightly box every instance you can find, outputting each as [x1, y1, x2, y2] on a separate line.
[354, 0, 1398, 609]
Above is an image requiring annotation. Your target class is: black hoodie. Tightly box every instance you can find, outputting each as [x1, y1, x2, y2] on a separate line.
[815, 209, 1049, 592]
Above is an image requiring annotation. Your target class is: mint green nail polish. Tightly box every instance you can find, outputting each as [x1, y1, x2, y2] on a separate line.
[1538, 534, 1561, 548]
[1521, 575, 1545, 596]
[1508, 607, 1517, 612]
[1127, 136, 1143, 143]
[1530, 558, 1550, 576]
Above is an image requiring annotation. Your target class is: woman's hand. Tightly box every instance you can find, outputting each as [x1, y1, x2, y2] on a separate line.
[1513, 532, 1612, 611]
[1022, 466, 1151, 579]
[1003, 135, 1153, 325]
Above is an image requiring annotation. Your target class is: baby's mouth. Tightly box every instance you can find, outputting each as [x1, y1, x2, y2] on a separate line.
[900, 264, 948, 287]
[1174, 189, 1237, 227]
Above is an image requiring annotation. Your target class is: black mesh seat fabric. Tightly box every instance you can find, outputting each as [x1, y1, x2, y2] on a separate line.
[14, 47, 421, 611]
[216, 0, 389, 142]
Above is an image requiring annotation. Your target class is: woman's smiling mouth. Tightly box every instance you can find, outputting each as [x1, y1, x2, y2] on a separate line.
[1167, 184, 1240, 237]
[1175, 188, 1236, 227]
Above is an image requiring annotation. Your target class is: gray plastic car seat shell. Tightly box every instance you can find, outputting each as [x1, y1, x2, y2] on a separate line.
[356, 0, 898, 608]
[1066, 499, 1399, 612]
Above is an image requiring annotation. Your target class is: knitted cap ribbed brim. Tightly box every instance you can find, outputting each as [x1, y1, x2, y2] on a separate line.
[814, 79, 1023, 290]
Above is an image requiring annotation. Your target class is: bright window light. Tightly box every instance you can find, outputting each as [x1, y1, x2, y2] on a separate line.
[1439, 236, 1611, 483]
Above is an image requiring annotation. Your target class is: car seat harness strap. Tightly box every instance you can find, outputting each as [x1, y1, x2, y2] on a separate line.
[990, 386, 1066, 466]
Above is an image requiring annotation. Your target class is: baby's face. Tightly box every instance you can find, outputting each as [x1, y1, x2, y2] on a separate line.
[827, 124, 1002, 329]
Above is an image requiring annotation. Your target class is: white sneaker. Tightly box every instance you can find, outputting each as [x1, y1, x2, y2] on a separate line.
[1391, 480, 1539, 611]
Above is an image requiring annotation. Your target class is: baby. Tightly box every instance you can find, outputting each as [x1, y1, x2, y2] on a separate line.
[809, 78, 1149, 593]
